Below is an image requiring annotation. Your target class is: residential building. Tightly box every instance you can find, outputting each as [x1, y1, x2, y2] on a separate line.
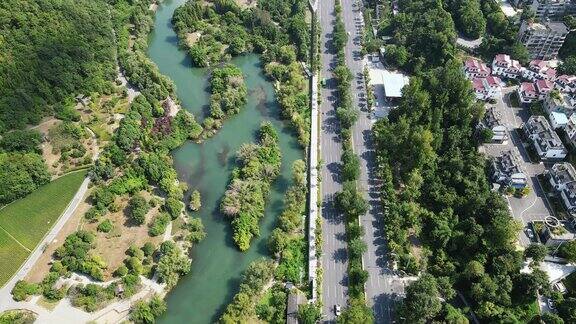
[518, 82, 539, 103]
[472, 76, 502, 100]
[550, 111, 570, 129]
[547, 163, 576, 215]
[523, 115, 567, 159]
[540, 222, 576, 246]
[518, 21, 570, 60]
[479, 107, 508, 142]
[522, 59, 557, 81]
[556, 74, 576, 93]
[544, 91, 576, 115]
[491, 150, 528, 188]
[545, 91, 576, 128]
[492, 54, 523, 79]
[464, 58, 491, 78]
[564, 113, 576, 147]
[536, 79, 555, 100]
[529, 0, 576, 19]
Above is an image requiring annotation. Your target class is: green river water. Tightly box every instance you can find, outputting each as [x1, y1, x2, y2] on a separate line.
[147, 0, 303, 322]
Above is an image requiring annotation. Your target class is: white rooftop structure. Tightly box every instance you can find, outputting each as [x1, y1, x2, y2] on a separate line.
[368, 69, 410, 98]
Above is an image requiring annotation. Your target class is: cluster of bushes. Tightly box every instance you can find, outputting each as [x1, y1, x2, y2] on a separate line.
[208, 64, 247, 121]
[0, 128, 50, 205]
[48, 121, 88, 164]
[128, 194, 151, 225]
[0, 310, 36, 324]
[172, 0, 311, 146]
[54, 231, 106, 281]
[156, 241, 191, 289]
[262, 45, 311, 147]
[220, 259, 276, 322]
[115, 243, 155, 282]
[255, 284, 288, 323]
[268, 160, 307, 283]
[220, 122, 282, 251]
[0, 130, 42, 154]
[130, 294, 167, 324]
[11, 231, 106, 302]
[0, 151, 50, 204]
[69, 283, 115, 312]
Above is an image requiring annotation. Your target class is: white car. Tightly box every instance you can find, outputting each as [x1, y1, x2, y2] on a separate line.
[526, 228, 535, 239]
[334, 304, 342, 316]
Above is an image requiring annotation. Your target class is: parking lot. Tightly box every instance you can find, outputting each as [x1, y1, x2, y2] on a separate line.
[481, 86, 556, 246]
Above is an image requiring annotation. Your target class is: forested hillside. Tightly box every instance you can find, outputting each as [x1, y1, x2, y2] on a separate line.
[0, 0, 116, 131]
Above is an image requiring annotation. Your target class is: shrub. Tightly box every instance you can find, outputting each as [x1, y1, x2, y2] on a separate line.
[148, 213, 171, 237]
[129, 194, 150, 225]
[97, 219, 114, 233]
[188, 190, 201, 211]
[11, 280, 41, 301]
[163, 197, 183, 219]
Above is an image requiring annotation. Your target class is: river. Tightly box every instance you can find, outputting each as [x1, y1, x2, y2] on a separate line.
[147, 0, 303, 323]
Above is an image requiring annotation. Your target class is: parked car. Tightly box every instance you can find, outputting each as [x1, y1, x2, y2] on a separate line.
[548, 298, 556, 311]
[526, 228, 535, 239]
[334, 304, 342, 316]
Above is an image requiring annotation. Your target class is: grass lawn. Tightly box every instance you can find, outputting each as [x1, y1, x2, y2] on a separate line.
[0, 230, 29, 287]
[0, 170, 87, 251]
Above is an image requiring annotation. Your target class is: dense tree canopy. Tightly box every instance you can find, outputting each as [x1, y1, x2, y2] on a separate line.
[376, 58, 527, 321]
[0, 0, 116, 131]
[0, 152, 50, 204]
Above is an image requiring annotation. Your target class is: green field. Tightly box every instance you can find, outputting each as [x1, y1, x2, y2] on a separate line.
[0, 230, 29, 287]
[0, 170, 87, 287]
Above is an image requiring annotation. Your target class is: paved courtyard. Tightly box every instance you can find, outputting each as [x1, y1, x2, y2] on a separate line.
[481, 87, 555, 246]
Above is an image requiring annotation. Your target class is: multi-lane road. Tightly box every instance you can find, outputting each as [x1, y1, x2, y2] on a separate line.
[339, 0, 404, 322]
[317, 0, 405, 322]
[318, 0, 349, 321]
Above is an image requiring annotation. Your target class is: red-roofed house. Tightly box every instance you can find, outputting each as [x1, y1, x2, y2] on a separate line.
[536, 79, 554, 99]
[556, 75, 576, 93]
[472, 77, 501, 100]
[518, 82, 539, 103]
[544, 68, 557, 81]
[464, 58, 491, 79]
[492, 54, 523, 79]
[523, 60, 557, 81]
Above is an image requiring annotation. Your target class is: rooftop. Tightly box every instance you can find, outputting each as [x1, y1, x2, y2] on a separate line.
[369, 69, 410, 98]
[524, 115, 566, 151]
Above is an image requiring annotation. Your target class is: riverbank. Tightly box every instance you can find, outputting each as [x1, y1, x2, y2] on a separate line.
[147, 1, 305, 322]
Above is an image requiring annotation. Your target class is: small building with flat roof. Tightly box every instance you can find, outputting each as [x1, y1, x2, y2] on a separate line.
[368, 69, 410, 99]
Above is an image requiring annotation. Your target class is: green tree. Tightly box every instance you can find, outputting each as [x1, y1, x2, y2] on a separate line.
[456, 0, 486, 39]
[524, 243, 547, 264]
[188, 189, 201, 211]
[0, 152, 50, 204]
[559, 240, 576, 263]
[335, 181, 368, 219]
[298, 303, 321, 324]
[0, 130, 42, 153]
[398, 274, 442, 323]
[128, 194, 150, 225]
[542, 312, 565, 324]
